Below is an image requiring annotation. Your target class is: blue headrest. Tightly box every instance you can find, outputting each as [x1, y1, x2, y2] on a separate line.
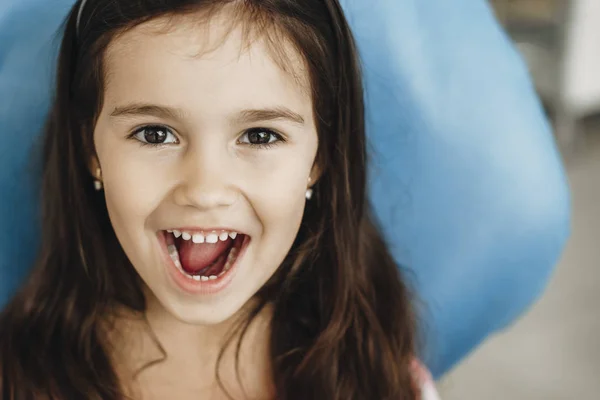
[339, 0, 569, 375]
[0, 0, 569, 377]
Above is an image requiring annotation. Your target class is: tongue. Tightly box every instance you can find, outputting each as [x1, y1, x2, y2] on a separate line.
[177, 239, 232, 274]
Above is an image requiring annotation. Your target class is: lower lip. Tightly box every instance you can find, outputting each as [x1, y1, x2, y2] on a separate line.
[157, 231, 250, 296]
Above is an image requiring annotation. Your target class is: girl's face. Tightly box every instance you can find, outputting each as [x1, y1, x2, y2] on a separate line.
[93, 15, 318, 325]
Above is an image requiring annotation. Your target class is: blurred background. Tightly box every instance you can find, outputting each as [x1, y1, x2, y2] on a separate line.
[439, 1, 600, 399]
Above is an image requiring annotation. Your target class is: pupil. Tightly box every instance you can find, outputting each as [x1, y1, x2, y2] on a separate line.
[144, 127, 167, 143]
[248, 129, 270, 145]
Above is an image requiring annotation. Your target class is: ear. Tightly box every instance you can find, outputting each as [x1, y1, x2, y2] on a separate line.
[89, 156, 101, 179]
[309, 163, 322, 187]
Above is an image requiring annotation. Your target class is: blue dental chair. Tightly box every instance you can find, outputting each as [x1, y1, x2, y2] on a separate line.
[0, 0, 570, 378]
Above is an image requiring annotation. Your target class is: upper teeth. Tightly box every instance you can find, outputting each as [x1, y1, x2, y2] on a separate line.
[169, 229, 238, 242]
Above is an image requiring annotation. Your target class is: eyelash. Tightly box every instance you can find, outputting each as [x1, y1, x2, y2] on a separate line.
[127, 125, 286, 149]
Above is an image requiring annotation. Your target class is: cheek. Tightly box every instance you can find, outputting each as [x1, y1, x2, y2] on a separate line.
[97, 142, 170, 249]
[248, 166, 308, 260]
[244, 148, 312, 221]
[255, 182, 306, 227]
[241, 136, 318, 250]
[250, 191, 305, 281]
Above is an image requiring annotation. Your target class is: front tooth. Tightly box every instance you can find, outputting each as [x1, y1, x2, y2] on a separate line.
[192, 233, 205, 244]
[206, 233, 218, 243]
[229, 232, 237, 239]
[173, 230, 182, 238]
[219, 232, 229, 241]
[192, 275, 201, 281]
[209, 275, 217, 280]
[181, 232, 192, 241]
[201, 276, 209, 282]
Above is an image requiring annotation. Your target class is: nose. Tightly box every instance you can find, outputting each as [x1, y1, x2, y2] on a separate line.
[171, 143, 238, 210]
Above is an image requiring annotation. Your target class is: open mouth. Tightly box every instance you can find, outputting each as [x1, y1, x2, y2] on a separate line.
[162, 229, 248, 282]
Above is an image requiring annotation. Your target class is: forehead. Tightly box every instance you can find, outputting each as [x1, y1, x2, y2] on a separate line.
[102, 12, 312, 117]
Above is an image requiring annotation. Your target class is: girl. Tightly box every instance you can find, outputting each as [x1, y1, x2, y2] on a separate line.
[0, 0, 440, 398]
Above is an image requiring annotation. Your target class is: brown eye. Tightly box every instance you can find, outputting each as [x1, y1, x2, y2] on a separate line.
[240, 128, 282, 147]
[132, 125, 177, 145]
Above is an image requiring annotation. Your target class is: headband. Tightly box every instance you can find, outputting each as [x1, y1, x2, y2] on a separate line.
[76, 0, 89, 37]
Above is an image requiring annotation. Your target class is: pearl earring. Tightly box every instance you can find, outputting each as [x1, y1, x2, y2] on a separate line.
[306, 176, 313, 200]
[94, 168, 103, 191]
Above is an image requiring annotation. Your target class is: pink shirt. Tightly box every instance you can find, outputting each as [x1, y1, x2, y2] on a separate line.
[412, 359, 442, 400]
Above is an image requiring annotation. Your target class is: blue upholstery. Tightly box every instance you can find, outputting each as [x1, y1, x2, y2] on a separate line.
[0, 0, 570, 377]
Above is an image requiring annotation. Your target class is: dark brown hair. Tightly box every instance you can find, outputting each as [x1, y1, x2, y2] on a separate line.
[0, 0, 418, 398]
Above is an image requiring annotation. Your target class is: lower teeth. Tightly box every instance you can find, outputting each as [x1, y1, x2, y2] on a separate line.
[167, 244, 238, 281]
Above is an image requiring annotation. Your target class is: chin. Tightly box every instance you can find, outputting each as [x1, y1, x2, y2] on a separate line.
[166, 295, 253, 326]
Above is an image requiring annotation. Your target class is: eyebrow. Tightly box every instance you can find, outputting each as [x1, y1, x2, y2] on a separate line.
[110, 103, 186, 120]
[110, 103, 305, 125]
[234, 107, 305, 125]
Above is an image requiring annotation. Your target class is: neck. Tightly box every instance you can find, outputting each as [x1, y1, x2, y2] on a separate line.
[143, 293, 241, 359]
[106, 296, 275, 398]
